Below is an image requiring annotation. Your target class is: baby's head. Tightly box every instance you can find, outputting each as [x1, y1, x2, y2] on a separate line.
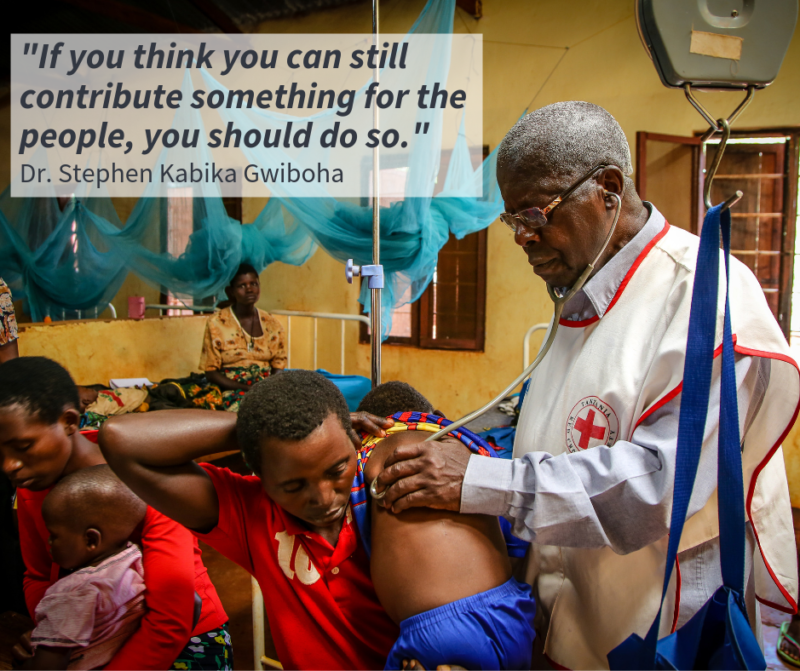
[0, 357, 83, 491]
[237, 370, 357, 531]
[356, 381, 435, 418]
[42, 465, 146, 571]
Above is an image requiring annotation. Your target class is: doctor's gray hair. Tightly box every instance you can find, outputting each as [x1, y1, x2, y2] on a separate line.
[497, 102, 633, 184]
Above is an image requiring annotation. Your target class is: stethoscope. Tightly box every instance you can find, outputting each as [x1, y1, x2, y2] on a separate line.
[370, 190, 623, 500]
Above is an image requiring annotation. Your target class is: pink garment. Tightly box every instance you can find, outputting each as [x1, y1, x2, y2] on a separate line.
[32, 543, 146, 670]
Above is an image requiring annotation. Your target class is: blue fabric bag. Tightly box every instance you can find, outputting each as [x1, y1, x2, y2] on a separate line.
[607, 204, 767, 670]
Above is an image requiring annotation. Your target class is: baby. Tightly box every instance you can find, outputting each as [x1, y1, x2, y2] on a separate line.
[25, 465, 147, 670]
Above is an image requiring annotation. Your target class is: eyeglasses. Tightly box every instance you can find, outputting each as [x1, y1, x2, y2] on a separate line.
[500, 163, 610, 234]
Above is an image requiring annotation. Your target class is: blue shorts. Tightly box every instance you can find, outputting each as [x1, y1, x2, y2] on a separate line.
[384, 578, 536, 670]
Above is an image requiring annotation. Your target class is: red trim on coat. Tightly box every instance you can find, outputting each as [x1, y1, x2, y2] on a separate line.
[757, 595, 796, 614]
[671, 556, 682, 633]
[735, 342, 800, 615]
[636, 382, 683, 429]
[633, 338, 799, 616]
[559, 221, 671, 328]
[634, 341, 726, 431]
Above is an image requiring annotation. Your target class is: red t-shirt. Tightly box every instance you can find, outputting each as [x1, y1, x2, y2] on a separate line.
[17, 487, 228, 670]
[195, 463, 399, 670]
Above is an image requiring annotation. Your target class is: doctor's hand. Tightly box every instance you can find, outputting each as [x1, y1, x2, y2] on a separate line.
[350, 411, 394, 437]
[374, 438, 470, 513]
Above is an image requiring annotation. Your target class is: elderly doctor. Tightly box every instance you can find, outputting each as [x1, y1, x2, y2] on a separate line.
[374, 102, 799, 669]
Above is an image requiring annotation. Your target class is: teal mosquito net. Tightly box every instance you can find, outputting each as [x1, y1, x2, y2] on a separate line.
[0, 0, 505, 334]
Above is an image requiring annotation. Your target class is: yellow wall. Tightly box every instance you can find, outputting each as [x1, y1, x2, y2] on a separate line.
[785, 423, 800, 507]
[16, 317, 209, 384]
[4, 0, 800, 501]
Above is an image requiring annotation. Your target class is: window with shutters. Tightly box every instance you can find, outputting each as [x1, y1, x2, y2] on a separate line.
[418, 229, 487, 349]
[360, 228, 488, 350]
[360, 147, 488, 351]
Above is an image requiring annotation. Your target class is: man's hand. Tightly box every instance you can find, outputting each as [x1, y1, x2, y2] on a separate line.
[350, 411, 394, 437]
[12, 631, 33, 667]
[373, 438, 470, 513]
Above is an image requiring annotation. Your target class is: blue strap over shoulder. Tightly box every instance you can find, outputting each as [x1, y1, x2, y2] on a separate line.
[608, 205, 765, 670]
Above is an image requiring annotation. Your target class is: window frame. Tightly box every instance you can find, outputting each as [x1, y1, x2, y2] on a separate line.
[635, 131, 704, 234]
[359, 227, 488, 351]
[418, 227, 488, 351]
[160, 194, 244, 316]
[697, 128, 799, 337]
[359, 144, 490, 351]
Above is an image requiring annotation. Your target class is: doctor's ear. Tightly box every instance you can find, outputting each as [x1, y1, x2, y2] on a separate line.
[597, 166, 625, 198]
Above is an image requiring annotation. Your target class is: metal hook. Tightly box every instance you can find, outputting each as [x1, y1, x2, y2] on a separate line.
[683, 84, 756, 142]
[721, 190, 744, 212]
[703, 118, 732, 210]
[701, 122, 745, 212]
[683, 84, 754, 212]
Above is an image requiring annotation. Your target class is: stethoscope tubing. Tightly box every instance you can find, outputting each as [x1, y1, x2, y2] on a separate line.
[370, 192, 623, 500]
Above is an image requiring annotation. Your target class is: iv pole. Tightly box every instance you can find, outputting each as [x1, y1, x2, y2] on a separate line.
[347, 0, 384, 388]
[370, 0, 382, 388]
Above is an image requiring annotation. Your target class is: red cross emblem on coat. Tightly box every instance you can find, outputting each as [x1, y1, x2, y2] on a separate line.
[565, 396, 619, 453]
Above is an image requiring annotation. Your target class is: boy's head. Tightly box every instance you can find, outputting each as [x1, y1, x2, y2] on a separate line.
[0, 357, 82, 491]
[356, 381, 434, 418]
[42, 465, 146, 571]
[238, 370, 357, 531]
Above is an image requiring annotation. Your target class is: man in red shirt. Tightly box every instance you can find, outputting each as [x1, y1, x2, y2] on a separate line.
[101, 370, 399, 669]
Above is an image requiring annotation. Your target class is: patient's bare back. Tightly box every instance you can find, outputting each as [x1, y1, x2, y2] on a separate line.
[364, 432, 511, 624]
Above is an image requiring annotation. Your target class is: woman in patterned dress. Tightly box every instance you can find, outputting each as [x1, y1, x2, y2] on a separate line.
[198, 264, 286, 411]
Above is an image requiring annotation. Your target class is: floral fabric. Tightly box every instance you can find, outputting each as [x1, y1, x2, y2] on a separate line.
[171, 623, 233, 670]
[199, 307, 286, 372]
[187, 365, 271, 412]
[0, 277, 19, 346]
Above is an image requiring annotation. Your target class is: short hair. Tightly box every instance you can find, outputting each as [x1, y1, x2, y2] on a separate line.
[497, 101, 633, 185]
[0, 357, 80, 424]
[43, 465, 146, 542]
[237, 370, 352, 475]
[357, 381, 434, 418]
[229, 263, 259, 287]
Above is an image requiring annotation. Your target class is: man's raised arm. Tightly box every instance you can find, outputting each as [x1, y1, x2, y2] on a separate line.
[99, 410, 237, 532]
